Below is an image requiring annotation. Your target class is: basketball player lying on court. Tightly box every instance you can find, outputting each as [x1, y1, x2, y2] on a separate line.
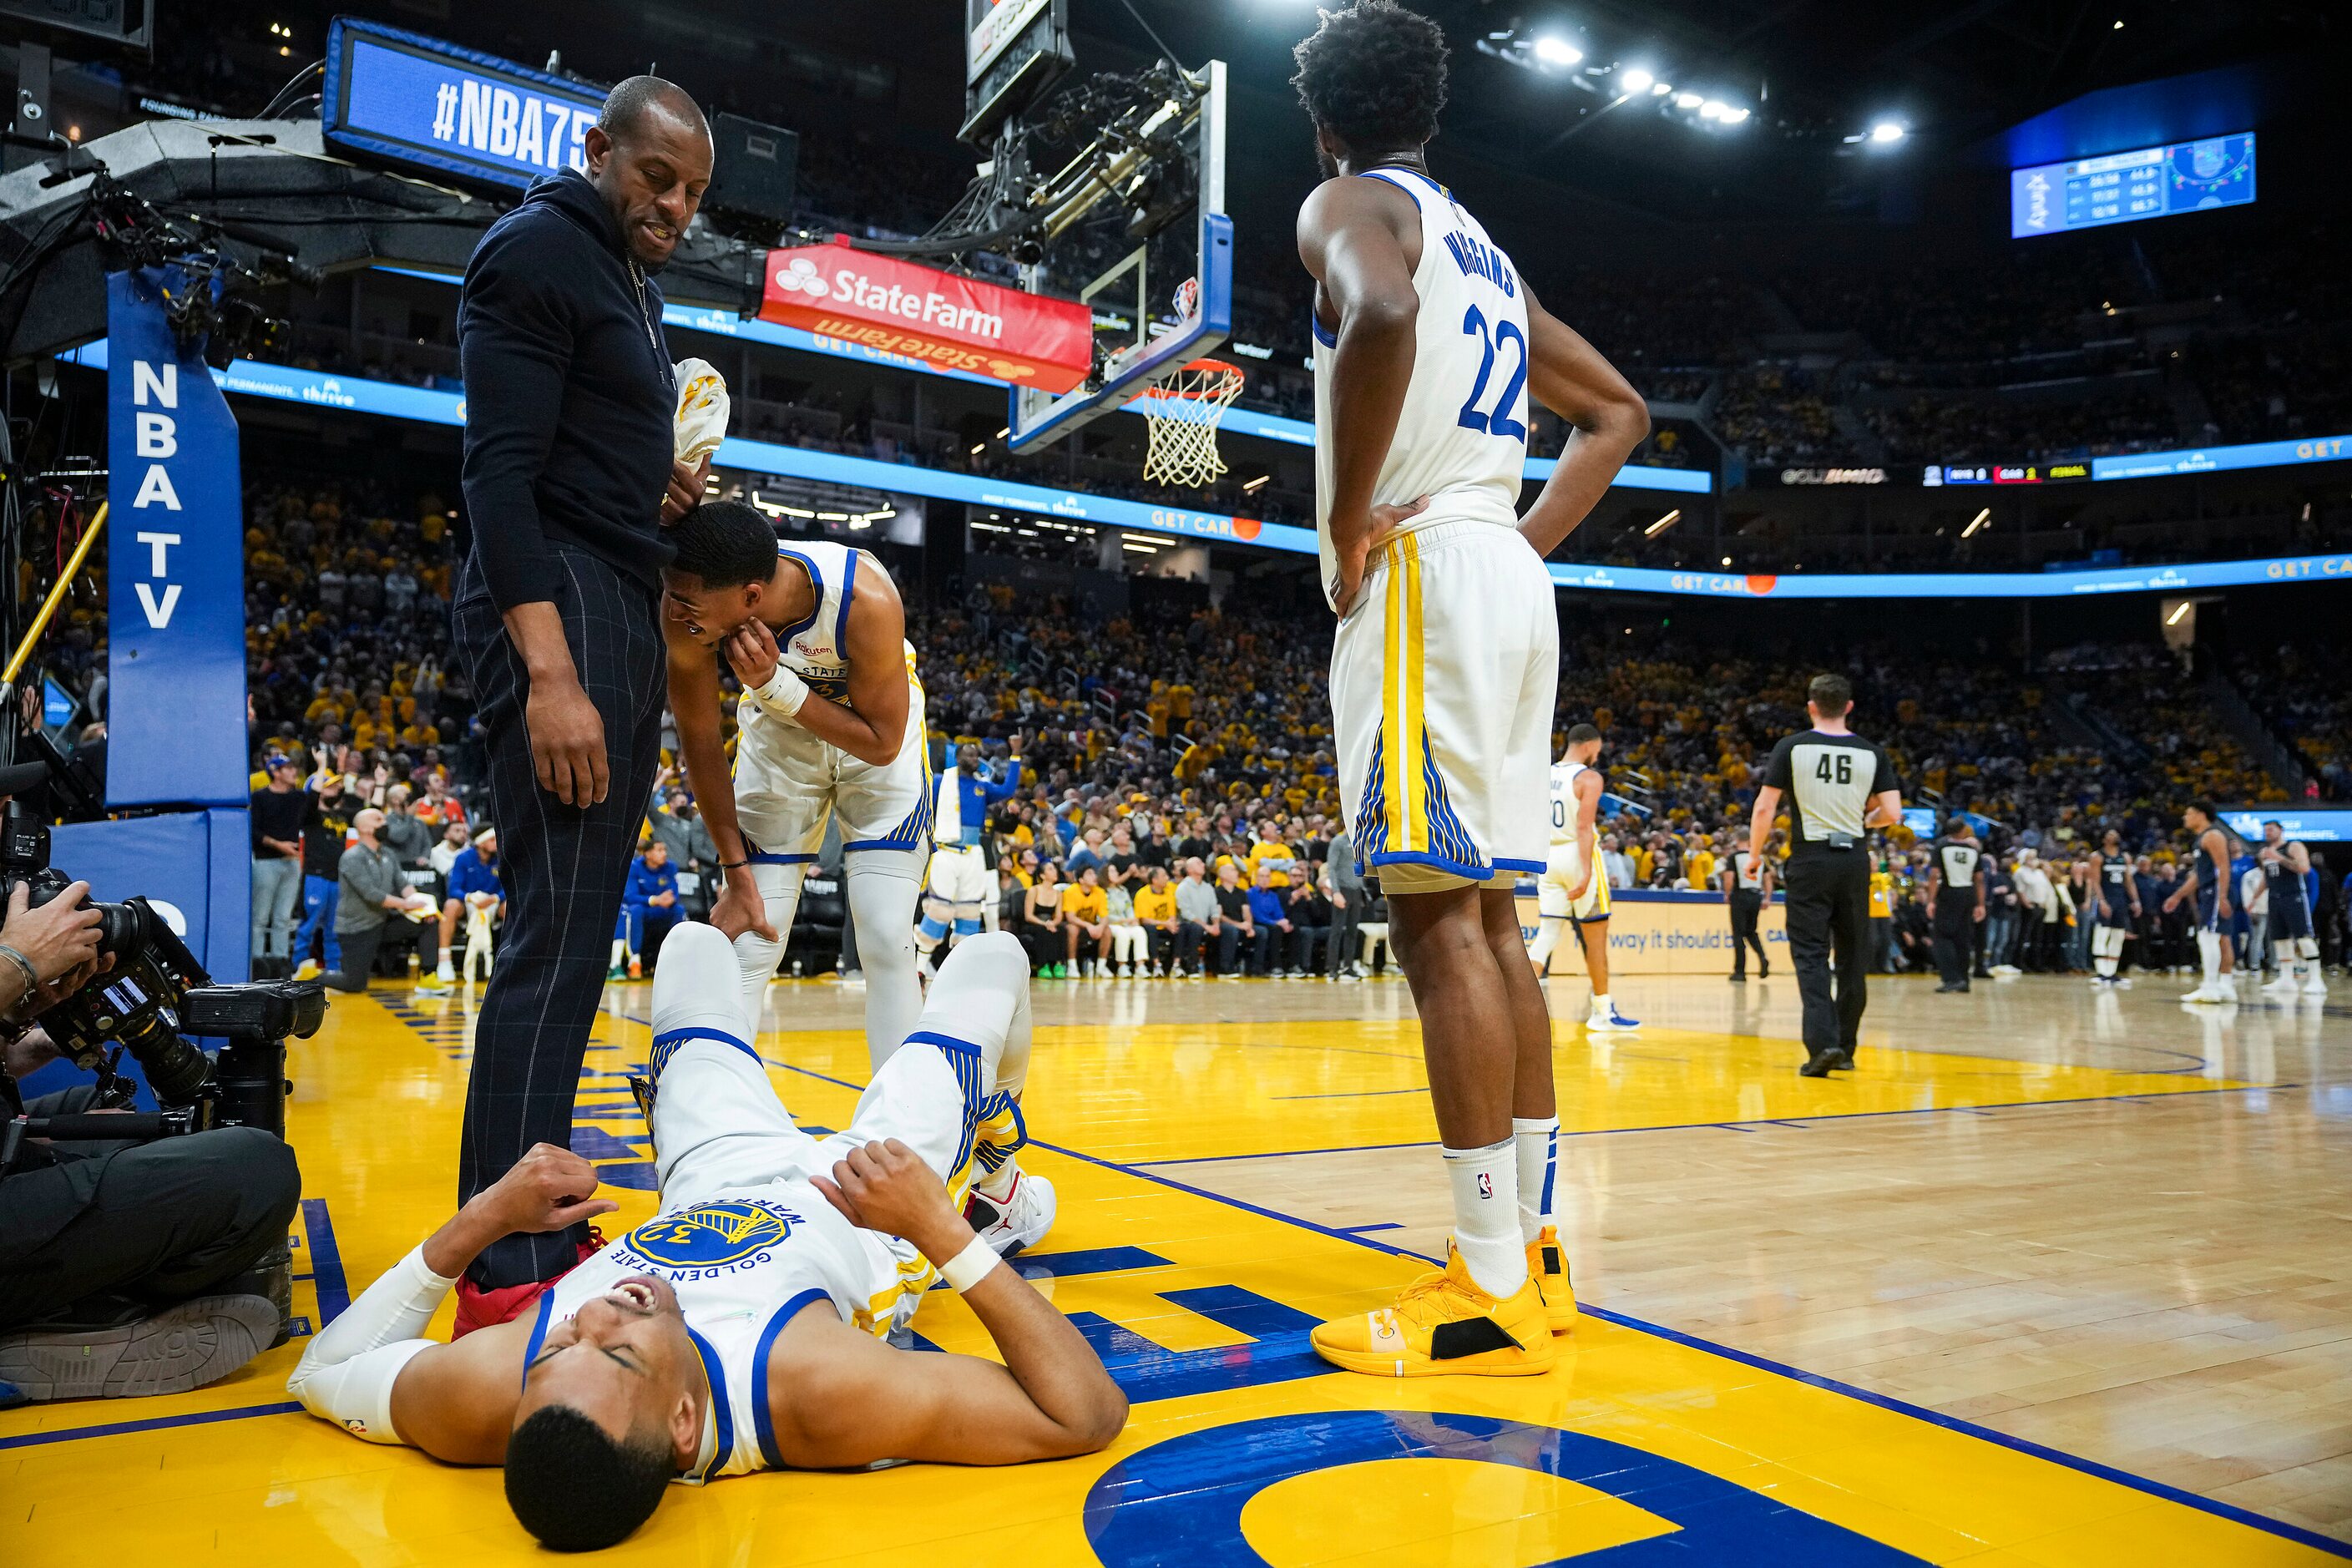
[286, 925, 1125, 1553]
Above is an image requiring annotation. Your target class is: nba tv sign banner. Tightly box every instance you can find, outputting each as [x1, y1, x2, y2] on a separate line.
[759, 241, 1094, 392]
[105, 267, 250, 809]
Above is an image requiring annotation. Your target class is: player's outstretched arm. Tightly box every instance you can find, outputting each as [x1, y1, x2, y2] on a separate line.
[1516, 289, 1650, 559]
[780, 1139, 1127, 1468]
[665, 628, 775, 941]
[290, 1145, 615, 1464]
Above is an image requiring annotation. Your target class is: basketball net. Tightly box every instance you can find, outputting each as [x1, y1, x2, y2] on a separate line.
[1138, 277, 1246, 490]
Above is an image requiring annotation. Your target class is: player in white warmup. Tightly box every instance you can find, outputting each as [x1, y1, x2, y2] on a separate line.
[286, 923, 1110, 1552]
[1527, 724, 1637, 1030]
[1292, 2, 1651, 1378]
[662, 499, 932, 1060]
[917, 736, 1026, 976]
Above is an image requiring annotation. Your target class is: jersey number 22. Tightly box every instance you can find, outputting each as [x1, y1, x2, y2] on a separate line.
[1456, 306, 1528, 440]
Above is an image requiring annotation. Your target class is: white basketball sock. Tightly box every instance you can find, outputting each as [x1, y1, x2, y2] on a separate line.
[2096, 956, 2117, 978]
[1588, 992, 1612, 1018]
[1511, 1116, 1560, 1245]
[2197, 930, 2220, 989]
[1440, 1138, 1526, 1298]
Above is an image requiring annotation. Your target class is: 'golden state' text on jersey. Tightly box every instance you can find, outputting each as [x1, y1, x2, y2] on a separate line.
[1312, 166, 1532, 614]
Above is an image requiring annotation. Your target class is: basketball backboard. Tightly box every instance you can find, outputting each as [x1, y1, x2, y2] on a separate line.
[1005, 58, 1230, 455]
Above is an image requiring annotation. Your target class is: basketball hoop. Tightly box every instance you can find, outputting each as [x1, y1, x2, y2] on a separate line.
[1139, 357, 1246, 489]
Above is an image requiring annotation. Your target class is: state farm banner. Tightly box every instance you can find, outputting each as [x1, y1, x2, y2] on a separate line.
[759, 241, 1093, 392]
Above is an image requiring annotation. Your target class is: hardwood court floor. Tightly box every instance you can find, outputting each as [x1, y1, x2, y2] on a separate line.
[3, 963, 2346, 1565]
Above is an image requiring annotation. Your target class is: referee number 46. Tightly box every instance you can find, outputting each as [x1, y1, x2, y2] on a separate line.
[1814, 753, 1854, 784]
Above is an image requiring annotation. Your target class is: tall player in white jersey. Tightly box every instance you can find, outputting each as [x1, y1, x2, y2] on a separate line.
[286, 923, 1125, 1553]
[1528, 724, 1636, 1029]
[1292, 2, 1651, 1378]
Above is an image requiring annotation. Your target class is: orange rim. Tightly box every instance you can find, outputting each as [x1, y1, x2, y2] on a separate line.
[1154, 359, 1246, 398]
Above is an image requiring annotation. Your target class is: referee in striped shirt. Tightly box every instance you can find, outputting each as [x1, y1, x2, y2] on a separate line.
[1750, 675, 1903, 1077]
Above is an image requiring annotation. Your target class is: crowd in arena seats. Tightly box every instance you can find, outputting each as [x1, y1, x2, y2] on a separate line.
[1707, 367, 1848, 468]
[2227, 635, 2352, 801]
[1861, 382, 2181, 465]
[27, 450, 2296, 989]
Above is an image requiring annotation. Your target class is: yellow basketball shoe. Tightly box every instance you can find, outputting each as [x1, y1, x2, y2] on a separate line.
[1528, 1226, 1576, 1333]
[1310, 1247, 1555, 1378]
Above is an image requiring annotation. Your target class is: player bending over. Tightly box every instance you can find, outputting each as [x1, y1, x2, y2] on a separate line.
[1292, 2, 1650, 1377]
[918, 736, 1024, 976]
[661, 498, 931, 1057]
[288, 924, 1115, 1552]
[1528, 725, 1638, 1030]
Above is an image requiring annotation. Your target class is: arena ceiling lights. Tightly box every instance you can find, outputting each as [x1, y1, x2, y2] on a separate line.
[1475, 26, 1749, 131]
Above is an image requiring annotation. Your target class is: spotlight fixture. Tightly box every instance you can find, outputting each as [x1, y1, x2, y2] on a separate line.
[1533, 35, 1581, 66]
[1674, 91, 1702, 108]
[1621, 67, 1654, 94]
[1650, 80, 1672, 95]
[1870, 120, 1907, 144]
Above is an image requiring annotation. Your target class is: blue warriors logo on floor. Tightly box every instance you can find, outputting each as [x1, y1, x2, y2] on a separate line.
[625, 1202, 794, 1269]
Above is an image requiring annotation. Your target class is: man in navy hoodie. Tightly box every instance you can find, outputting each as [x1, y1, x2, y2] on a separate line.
[451, 75, 713, 1331]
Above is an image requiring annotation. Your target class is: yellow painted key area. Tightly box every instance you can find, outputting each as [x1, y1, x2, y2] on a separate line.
[4, 970, 2346, 1565]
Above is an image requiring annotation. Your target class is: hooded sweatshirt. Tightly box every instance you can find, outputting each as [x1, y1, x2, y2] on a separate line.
[458, 169, 679, 609]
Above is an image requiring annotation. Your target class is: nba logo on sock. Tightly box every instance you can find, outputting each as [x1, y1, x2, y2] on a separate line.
[1477, 1173, 1493, 1200]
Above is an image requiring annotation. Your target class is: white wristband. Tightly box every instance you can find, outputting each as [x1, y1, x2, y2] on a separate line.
[750, 665, 810, 719]
[938, 1233, 1001, 1293]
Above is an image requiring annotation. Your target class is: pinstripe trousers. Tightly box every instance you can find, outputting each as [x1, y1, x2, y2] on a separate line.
[452, 545, 665, 1287]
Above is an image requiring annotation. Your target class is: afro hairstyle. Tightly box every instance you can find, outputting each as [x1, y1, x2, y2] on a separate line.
[1291, 2, 1449, 156]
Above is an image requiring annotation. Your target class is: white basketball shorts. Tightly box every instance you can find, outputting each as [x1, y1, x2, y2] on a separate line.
[733, 675, 932, 866]
[1537, 842, 1611, 921]
[1332, 519, 1558, 895]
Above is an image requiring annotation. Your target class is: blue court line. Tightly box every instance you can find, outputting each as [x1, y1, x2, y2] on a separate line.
[1272, 1086, 1429, 1100]
[300, 1198, 351, 1325]
[0, 1402, 306, 1450]
[1127, 1081, 2298, 1167]
[1336, 1222, 1404, 1234]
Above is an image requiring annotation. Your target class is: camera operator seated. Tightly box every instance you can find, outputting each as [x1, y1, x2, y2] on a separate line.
[0, 860, 301, 1404]
[326, 808, 442, 994]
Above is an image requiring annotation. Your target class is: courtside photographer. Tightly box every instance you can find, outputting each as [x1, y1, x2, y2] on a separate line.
[0, 759, 314, 1407]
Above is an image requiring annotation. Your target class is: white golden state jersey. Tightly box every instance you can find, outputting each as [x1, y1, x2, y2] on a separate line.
[1548, 760, 1589, 847]
[1312, 165, 1531, 612]
[534, 1186, 907, 1481]
[766, 539, 873, 708]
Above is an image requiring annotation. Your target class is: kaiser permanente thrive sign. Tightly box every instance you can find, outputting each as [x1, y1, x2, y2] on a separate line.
[104, 268, 248, 808]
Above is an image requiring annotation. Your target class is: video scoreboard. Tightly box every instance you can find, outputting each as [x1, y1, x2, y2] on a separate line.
[2011, 133, 2255, 239]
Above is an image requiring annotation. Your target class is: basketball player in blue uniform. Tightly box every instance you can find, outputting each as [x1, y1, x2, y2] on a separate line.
[2090, 828, 2142, 989]
[2164, 803, 2238, 1004]
[288, 923, 1123, 1552]
[1291, 1, 1651, 1377]
[2258, 820, 2325, 996]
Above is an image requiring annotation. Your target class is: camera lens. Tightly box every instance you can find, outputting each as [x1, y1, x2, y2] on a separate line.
[122, 1016, 214, 1105]
[91, 898, 149, 961]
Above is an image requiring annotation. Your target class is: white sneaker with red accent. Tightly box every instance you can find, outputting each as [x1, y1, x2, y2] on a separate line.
[964, 1169, 1057, 1259]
